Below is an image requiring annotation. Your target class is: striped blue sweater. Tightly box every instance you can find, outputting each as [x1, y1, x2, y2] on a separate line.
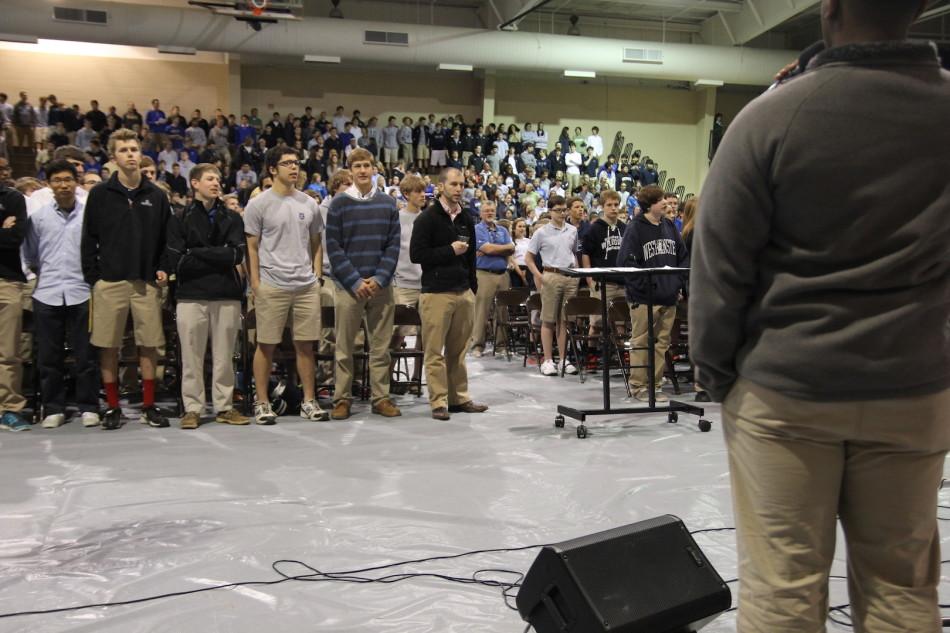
[325, 187, 400, 292]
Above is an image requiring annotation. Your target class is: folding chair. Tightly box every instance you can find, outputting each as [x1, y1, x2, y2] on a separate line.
[562, 296, 603, 382]
[391, 304, 424, 396]
[492, 288, 530, 361]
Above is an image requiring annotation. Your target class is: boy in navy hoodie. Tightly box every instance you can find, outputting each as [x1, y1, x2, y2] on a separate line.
[616, 185, 688, 402]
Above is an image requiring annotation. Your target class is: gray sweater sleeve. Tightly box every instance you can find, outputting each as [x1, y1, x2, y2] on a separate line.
[688, 101, 778, 402]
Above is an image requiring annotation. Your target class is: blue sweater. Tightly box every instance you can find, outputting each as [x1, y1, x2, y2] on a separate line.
[326, 188, 400, 292]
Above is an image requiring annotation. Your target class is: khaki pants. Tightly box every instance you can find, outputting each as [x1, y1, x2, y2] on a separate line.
[471, 270, 510, 350]
[333, 285, 394, 405]
[723, 378, 950, 633]
[0, 280, 25, 412]
[628, 303, 676, 391]
[177, 300, 241, 414]
[420, 290, 474, 410]
[589, 283, 626, 327]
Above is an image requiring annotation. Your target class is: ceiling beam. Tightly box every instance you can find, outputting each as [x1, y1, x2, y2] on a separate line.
[701, 0, 819, 46]
[602, 0, 744, 12]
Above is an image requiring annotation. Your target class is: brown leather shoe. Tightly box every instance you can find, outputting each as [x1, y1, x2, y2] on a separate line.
[180, 411, 200, 430]
[448, 401, 489, 413]
[371, 398, 402, 417]
[331, 400, 352, 420]
[431, 407, 451, 421]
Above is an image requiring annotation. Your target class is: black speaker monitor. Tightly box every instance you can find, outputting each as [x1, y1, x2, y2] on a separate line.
[517, 515, 731, 633]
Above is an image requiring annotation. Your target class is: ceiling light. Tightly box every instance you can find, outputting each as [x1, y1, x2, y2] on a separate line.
[438, 63, 474, 72]
[564, 70, 596, 78]
[694, 79, 724, 87]
[304, 54, 341, 63]
[0, 33, 38, 44]
[157, 45, 197, 55]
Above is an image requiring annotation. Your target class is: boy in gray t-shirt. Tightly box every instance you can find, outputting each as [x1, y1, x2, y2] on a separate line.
[244, 148, 328, 424]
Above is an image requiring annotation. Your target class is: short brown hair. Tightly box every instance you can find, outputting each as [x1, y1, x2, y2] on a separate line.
[328, 168, 353, 193]
[600, 189, 621, 205]
[565, 195, 584, 208]
[108, 128, 140, 156]
[190, 163, 221, 186]
[637, 185, 665, 211]
[548, 194, 566, 209]
[399, 174, 425, 196]
[140, 155, 155, 169]
[346, 148, 374, 167]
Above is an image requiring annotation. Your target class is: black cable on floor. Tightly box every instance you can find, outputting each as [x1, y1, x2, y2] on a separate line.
[0, 544, 549, 619]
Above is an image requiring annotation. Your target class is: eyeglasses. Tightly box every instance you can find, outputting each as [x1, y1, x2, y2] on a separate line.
[277, 160, 299, 168]
[50, 177, 77, 185]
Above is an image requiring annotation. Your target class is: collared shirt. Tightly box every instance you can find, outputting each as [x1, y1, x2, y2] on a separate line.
[441, 197, 461, 221]
[475, 221, 512, 272]
[527, 221, 578, 269]
[345, 182, 378, 201]
[23, 198, 90, 306]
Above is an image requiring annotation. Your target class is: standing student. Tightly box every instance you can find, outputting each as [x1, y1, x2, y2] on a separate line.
[23, 160, 100, 429]
[244, 147, 328, 424]
[691, 1, 949, 630]
[0, 184, 29, 431]
[390, 174, 426, 391]
[325, 148, 402, 420]
[81, 128, 171, 431]
[524, 195, 579, 376]
[409, 167, 488, 420]
[617, 185, 688, 402]
[581, 189, 626, 333]
[165, 164, 248, 430]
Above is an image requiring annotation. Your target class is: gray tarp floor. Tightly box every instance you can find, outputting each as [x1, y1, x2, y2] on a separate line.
[1, 355, 948, 632]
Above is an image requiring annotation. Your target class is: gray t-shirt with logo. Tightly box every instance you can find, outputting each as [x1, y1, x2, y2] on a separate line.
[243, 188, 324, 290]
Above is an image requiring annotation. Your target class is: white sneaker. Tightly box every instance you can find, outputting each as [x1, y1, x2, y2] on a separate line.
[471, 348, 483, 358]
[81, 412, 100, 427]
[299, 399, 330, 421]
[561, 361, 578, 375]
[41, 413, 66, 429]
[254, 401, 277, 425]
[633, 388, 651, 402]
[540, 360, 558, 376]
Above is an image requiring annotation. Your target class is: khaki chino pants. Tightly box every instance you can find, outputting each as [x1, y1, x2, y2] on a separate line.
[420, 290, 474, 410]
[628, 303, 676, 391]
[723, 378, 950, 633]
[333, 285, 394, 405]
[471, 270, 510, 350]
[176, 300, 241, 414]
[0, 280, 25, 413]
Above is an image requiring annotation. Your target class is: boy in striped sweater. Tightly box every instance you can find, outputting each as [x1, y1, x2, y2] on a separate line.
[325, 148, 402, 420]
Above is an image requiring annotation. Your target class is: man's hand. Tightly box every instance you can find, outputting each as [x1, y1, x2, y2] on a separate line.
[452, 240, 469, 256]
[365, 278, 381, 297]
[533, 273, 544, 290]
[773, 59, 798, 84]
[156, 270, 168, 287]
[354, 279, 375, 299]
[587, 278, 597, 292]
[2, 217, 16, 229]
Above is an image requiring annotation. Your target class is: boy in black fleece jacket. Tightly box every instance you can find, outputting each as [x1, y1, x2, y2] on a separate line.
[164, 163, 247, 429]
[0, 186, 29, 431]
[81, 129, 170, 430]
[616, 185, 688, 402]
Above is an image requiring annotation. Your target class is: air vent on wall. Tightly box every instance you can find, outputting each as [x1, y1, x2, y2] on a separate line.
[53, 6, 108, 25]
[364, 30, 409, 46]
[623, 47, 663, 64]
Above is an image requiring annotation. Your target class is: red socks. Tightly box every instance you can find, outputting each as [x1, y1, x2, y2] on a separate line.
[105, 382, 120, 409]
[143, 379, 155, 408]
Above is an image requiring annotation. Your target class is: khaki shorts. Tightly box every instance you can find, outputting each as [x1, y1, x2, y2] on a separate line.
[91, 280, 165, 348]
[430, 149, 447, 167]
[416, 144, 430, 160]
[539, 271, 577, 324]
[383, 147, 399, 164]
[393, 286, 421, 336]
[254, 282, 321, 344]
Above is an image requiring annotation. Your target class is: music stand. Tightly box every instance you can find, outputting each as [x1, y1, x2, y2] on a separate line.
[553, 266, 710, 438]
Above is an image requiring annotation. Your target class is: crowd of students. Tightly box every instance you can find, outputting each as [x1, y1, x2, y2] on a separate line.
[0, 93, 700, 431]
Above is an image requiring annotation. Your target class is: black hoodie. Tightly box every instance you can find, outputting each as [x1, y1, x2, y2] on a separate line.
[81, 173, 169, 286]
[616, 213, 688, 306]
[164, 199, 246, 302]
